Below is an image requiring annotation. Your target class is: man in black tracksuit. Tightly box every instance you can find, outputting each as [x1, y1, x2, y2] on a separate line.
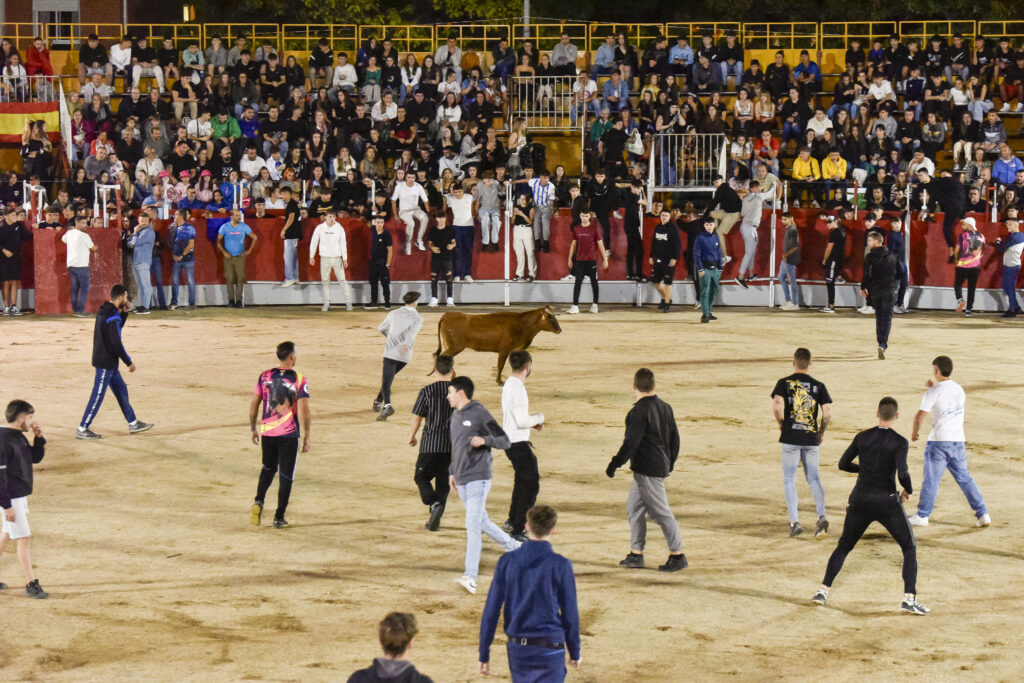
[584, 169, 616, 250]
[606, 368, 687, 573]
[650, 210, 682, 312]
[811, 397, 929, 616]
[861, 230, 899, 359]
[619, 181, 647, 281]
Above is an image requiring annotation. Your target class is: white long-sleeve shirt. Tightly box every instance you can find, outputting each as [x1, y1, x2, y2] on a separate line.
[501, 375, 543, 443]
[110, 44, 132, 70]
[332, 63, 357, 90]
[309, 220, 348, 260]
[378, 305, 424, 363]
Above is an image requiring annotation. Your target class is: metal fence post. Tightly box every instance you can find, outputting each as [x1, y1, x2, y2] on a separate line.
[504, 182, 511, 307]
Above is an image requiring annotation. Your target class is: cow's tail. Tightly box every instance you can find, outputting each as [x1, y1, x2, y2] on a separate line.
[429, 316, 443, 375]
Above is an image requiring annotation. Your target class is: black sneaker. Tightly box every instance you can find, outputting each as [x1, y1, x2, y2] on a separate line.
[814, 516, 829, 539]
[228, 300, 236, 307]
[76, 427, 102, 440]
[0, 581, 7, 590]
[790, 521, 804, 537]
[1002, 311, 1018, 318]
[964, 309, 974, 317]
[512, 532, 529, 543]
[657, 301, 667, 311]
[426, 503, 444, 531]
[658, 554, 689, 572]
[129, 420, 154, 434]
[373, 400, 382, 412]
[900, 596, 930, 615]
[501, 519, 513, 534]
[663, 301, 672, 313]
[811, 588, 828, 606]
[272, 518, 289, 529]
[618, 552, 645, 569]
[708, 314, 718, 321]
[701, 315, 709, 323]
[136, 307, 150, 315]
[25, 579, 48, 599]
[363, 303, 378, 309]
[737, 277, 749, 289]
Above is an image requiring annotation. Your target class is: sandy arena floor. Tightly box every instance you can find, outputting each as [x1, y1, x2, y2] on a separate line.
[0, 304, 1022, 682]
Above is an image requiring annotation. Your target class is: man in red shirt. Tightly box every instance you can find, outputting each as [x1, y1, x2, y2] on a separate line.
[753, 129, 780, 177]
[566, 209, 609, 315]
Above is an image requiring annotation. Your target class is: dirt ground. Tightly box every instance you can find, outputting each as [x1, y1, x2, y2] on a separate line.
[1, 304, 1022, 682]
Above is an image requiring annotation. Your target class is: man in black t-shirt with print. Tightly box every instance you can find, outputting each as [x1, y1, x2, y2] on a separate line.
[427, 214, 455, 307]
[280, 187, 303, 288]
[819, 214, 847, 313]
[771, 347, 832, 538]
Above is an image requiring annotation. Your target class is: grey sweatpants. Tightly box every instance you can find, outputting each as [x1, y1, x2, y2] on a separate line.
[627, 472, 683, 553]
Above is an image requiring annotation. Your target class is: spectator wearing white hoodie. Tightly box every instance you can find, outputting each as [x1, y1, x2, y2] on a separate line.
[309, 209, 351, 312]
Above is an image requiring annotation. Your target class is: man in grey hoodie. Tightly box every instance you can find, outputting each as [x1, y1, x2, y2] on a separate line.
[447, 376, 520, 595]
[375, 292, 424, 421]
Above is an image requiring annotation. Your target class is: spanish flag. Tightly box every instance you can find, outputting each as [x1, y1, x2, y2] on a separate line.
[0, 102, 61, 145]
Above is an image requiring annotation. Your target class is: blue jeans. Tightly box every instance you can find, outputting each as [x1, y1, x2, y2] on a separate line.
[781, 444, 826, 522]
[478, 209, 501, 245]
[263, 139, 288, 158]
[283, 238, 299, 282]
[782, 120, 802, 145]
[778, 260, 799, 304]
[68, 266, 91, 314]
[917, 441, 988, 519]
[151, 257, 166, 308]
[826, 103, 855, 119]
[720, 60, 743, 83]
[133, 263, 153, 310]
[171, 259, 196, 306]
[456, 479, 517, 579]
[454, 226, 475, 278]
[506, 641, 567, 683]
[1002, 265, 1021, 312]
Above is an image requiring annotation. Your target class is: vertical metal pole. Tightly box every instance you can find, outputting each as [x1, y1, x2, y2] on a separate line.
[523, 0, 531, 38]
[647, 136, 655, 198]
[635, 189, 645, 307]
[783, 180, 789, 213]
[579, 90, 586, 177]
[768, 207, 777, 309]
[853, 180, 859, 220]
[504, 183, 511, 307]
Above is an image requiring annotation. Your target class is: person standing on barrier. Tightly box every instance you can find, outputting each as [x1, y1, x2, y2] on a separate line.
[707, 175, 741, 265]
[473, 171, 502, 253]
[777, 212, 802, 310]
[735, 180, 772, 288]
[529, 170, 554, 253]
[584, 169, 615, 253]
[888, 217, 910, 313]
[952, 216, 986, 317]
[819, 215, 847, 314]
[915, 169, 966, 264]
[650, 210, 682, 312]
[693, 216, 722, 323]
[862, 230, 900, 359]
[566, 210, 608, 315]
[621, 180, 647, 281]
[994, 216, 1024, 317]
[446, 185, 476, 282]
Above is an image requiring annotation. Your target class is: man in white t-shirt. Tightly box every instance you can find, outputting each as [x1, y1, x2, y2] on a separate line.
[308, 209, 351, 312]
[391, 175, 429, 255]
[239, 145, 267, 181]
[61, 215, 99, 316]
[570, 72, 598, 126]
[500, 350, 544, 542]
[908, 355, 990, 528]
[446, 186, 476, 282]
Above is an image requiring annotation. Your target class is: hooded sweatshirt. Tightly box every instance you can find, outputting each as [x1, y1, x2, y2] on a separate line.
[345, 658, 432, 683]
[0, 427, 46, 509]
[378, 305, 424, 363]
[449, 400, 510, 485]
[479, 540, 581, 664]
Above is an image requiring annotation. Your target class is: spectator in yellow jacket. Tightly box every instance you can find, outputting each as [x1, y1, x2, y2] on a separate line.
[821, 150, 848, 204]
[791, 147, 821, 206]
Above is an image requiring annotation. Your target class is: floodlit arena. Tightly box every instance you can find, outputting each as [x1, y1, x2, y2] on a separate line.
[2, 12, 1024, 683]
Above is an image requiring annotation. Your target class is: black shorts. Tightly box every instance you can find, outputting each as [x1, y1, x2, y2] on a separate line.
[430, 258, 453, 276]
[0, 259, 22, 282]
[651, 260, 675, 284]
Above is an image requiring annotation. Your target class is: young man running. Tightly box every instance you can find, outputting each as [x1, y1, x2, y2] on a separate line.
[606, 368, 687, 573]
[810, 397, 929, 615]
[908, 355, 990, 528]
[0, 400, 49, 598]
[409, 355, 455, 531]
[649, 210, 682, 312]
[249, 341, 310, 529]
[448, 376, 519, 595]
[771, 347, 831, 538]
[76, 284, 154, 440]
[375, 292, 424, 421]
[500, 351, 545, 543]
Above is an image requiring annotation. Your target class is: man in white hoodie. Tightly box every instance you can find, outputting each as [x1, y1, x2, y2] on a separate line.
[375, 292, 424, 421]
[500, 351, 545, 543]
[309, 209, 352, 312]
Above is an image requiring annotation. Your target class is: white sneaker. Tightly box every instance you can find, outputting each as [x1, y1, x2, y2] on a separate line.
[464, 276, 474, 283]
[428, 297, 438, 307]
[446, 297, 455, 306]
[566, 305, 580, 314]
[976, 513, 991, 527]
[416, 240, 426, 251]
[856, 305, 875, 314]
[693, 301, 701, 309]
[453, 276, 461, 282]
[455, 574, 477, 594]
[405, 243, 412, 256]
[321, 303, 329, 312]
[894, 306, 909, 314]
[722, 255, 733, 266]
[907, 514, 929, 527]
[1001, 102, 1011, 112]
[613, 210, 623, 219]
[281, 279, 295, 288]
[346, 303, 353, 311]
[560, 273, 575, 281]
[590, 303, 599, 314]
[1017, 103, 1023, 112]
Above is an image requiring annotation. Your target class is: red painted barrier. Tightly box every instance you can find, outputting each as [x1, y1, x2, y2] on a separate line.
[32, 228, 124, 315]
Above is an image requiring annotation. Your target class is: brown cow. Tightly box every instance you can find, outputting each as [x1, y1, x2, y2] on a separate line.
[434, 307, 562, 384]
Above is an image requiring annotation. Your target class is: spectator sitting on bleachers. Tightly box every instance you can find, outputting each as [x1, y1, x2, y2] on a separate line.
[765, 51, 790, 101]
[719, 32, 744, 88]
[78, 33, 112, 85]
[82, 72, 115, 104]
[551, 32, 579, 77]
[132, 37, 165, 93]
[992, 143, 1024, 185]
[791, 50, 822, 97]
[601, 70, 629, 112]
[980, 109, 1007, 157]
[592, 35, 618, 81]
[435, 35, 463, 83]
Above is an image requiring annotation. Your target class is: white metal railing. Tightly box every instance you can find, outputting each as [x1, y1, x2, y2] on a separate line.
[647, 132, 727, 194]
[0, 74, 70, 102]
[508, 75, 580, 131]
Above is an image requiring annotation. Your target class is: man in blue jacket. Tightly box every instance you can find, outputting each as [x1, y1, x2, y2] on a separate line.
[479, 505, 581, 682]
[693, 216, 723, 323]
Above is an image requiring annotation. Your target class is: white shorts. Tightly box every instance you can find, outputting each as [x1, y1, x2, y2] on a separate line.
[1, 497, 30, 539]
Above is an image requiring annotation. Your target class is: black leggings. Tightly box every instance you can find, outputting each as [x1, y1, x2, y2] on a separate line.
[954, 266, 980, 310]
[376, 358, 407, 407]
[573, 260, 599, 304]
[823, 489, 917, 594]
[430, 261, 454, 299]
[369, 259, 391, 306]
[594, 210, 612, 247]
[414, 451, 451, 508]
[256, 435, 299, 519]
[942, 207, 964, 248]
[506, 442, 540, 535]
[625, 223, 644, 278]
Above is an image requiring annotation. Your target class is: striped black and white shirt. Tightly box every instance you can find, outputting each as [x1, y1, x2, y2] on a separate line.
[412, 380, 453, 455]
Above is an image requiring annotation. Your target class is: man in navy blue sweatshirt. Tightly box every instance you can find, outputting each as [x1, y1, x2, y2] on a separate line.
[693, 216, 723, 323]
[887, 217, 910, 313]
[76, 284, 154, 440]
[479, 505, 581, 681]
[0, 399, 49, 598]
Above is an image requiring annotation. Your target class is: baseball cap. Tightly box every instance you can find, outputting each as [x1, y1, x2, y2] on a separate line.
[961, 216, 977, 229]
[200, 170, 211, 177]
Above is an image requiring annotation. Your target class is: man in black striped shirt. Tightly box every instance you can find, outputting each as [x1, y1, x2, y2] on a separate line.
[409, 355, 455, 531]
